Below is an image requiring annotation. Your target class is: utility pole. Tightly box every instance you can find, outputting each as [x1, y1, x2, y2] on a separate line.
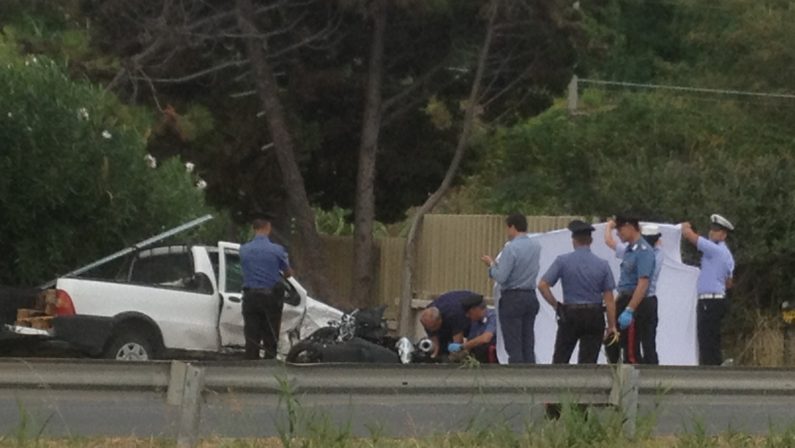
[567, 75, 578, 115]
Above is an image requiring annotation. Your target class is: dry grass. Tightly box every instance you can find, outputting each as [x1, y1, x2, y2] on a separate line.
[0, 438, 285, 448]
[0, 434, 792, 448]
[734, 312, 786, 367]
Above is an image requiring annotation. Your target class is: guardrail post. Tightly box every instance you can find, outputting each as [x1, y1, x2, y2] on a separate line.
[609, 364, 639, 439]
[167, 361, 188, 406]
[176, 364, 205, 448]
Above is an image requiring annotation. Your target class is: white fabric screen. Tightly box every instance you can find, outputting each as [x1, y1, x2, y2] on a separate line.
[494, 222, 699, 366]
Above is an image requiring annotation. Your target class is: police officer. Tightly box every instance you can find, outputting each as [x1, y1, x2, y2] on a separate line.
[614, 215, 658, 364]
[448, 294, 498, 363]
[481, 213, 542, 364]
[680, 214, 735, 365]
[640, 225, 664, 299]
[538, 220, 617, 364]
[419, 290, 474, 359]
[240, 214, 293, 360]
[606, 222, 664, 304]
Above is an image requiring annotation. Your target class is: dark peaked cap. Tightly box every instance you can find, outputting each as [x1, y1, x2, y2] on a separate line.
[615, 214, 640, 227]
[250, 211, 276, 221]
[568, 219, 595, 235]
[461, 293, 485, 312]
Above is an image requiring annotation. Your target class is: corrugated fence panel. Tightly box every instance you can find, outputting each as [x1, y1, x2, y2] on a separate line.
[316, 215, 581, 307]
[377, 237, 405, 307]
[415, 215, 581, 299]
[318, 235, 355, 302]
[316, 235, 403, 307]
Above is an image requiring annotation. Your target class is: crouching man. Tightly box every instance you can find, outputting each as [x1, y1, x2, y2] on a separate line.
[448, 294, 497, 363]
[419, 290, 473, 359]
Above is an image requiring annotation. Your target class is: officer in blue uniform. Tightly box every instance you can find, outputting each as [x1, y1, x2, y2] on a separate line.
[614, 215, 658, 364]
[640, 225, 664, 301]
[606, 222, 664, 299]
[681, 214, 735, 365]
[481, 214, 542, 364]
[419, 290, 475, 359]
[240, 214, 293, 360]
[538, 220, 617, 364]
[448, 294, 498, 363]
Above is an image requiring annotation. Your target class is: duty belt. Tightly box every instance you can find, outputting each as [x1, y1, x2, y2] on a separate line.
[564, 303, 603, 310]
[698, 293, 725, 300]
[243, 287, 273, 295]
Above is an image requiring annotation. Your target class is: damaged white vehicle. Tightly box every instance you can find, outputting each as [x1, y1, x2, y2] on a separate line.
[4, 216, 430, 363]
[5, 239, 343, 360]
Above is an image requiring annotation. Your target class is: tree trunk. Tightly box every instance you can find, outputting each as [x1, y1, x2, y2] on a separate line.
[352, 0, 387, 309]
[236, 0, 336, 304]
[398, 0, 499, 336]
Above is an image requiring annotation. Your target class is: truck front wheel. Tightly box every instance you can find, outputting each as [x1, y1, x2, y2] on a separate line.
[104, 329, 154, 361]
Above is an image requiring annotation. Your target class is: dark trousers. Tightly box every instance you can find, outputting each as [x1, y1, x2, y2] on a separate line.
[242, 290, 284, 360]
[498, 289, 539, 364]
[697, 299, 729, 365]
[552, 305, 605, 364]
[616, 294, 659, 365]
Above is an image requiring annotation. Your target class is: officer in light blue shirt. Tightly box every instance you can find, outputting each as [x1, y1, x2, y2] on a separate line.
[612, 215, 658, 364]
[538, 220, 617, 364]
[481, 214, 541, 364]
[681, 214, 735, 366]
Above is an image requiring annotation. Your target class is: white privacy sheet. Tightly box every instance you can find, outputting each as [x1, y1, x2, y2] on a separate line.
[494, 223, 699, 365]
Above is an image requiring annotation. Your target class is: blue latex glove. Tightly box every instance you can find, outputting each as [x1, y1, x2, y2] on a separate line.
[448, 342, 463, 353]
[618, 308, 634, 330]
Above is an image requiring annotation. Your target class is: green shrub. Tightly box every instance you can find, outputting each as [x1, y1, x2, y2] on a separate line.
[0, 46, 216, 286]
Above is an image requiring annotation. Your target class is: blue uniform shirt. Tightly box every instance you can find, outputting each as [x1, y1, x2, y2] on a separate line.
[240, 235, 290, 289]
[617, 238, 656, 295]
[542, 247, 615, 305]
[489, 234, 541, 290]
[616, 243, 663, 296]
[427, 290, 472, 348]
[696, 237, 735, 294]
[468, 308, 497, 343]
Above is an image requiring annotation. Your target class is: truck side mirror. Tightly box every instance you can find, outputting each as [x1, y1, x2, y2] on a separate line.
[188, 273, 214, 294]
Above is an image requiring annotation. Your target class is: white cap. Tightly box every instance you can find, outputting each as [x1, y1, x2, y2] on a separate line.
[710, 214, 734, 231]
[641, 224, 660, 236]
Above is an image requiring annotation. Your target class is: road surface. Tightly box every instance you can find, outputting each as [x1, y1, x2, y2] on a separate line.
[1, 383, 794, 437]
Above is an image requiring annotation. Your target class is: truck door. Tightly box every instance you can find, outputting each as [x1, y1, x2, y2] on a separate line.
[217, 242, 245, 347]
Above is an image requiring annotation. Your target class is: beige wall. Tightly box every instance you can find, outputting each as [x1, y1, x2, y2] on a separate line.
[318, 214, 579, 310]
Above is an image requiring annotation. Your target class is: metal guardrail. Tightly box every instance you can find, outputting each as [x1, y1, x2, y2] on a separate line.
[2, 359, 794, 396]
[1, 359, 794, 445]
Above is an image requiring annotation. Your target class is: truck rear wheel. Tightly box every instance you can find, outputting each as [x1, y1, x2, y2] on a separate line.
[104, 329, 154, 361]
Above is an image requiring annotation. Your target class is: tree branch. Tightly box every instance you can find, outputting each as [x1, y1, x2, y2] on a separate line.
[130, 59, 248, 84]
[382, 61, 446, 113]
[398, 0, 500, 335]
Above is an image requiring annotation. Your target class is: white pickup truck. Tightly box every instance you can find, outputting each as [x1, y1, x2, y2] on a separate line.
[6, 242, 342, 360]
